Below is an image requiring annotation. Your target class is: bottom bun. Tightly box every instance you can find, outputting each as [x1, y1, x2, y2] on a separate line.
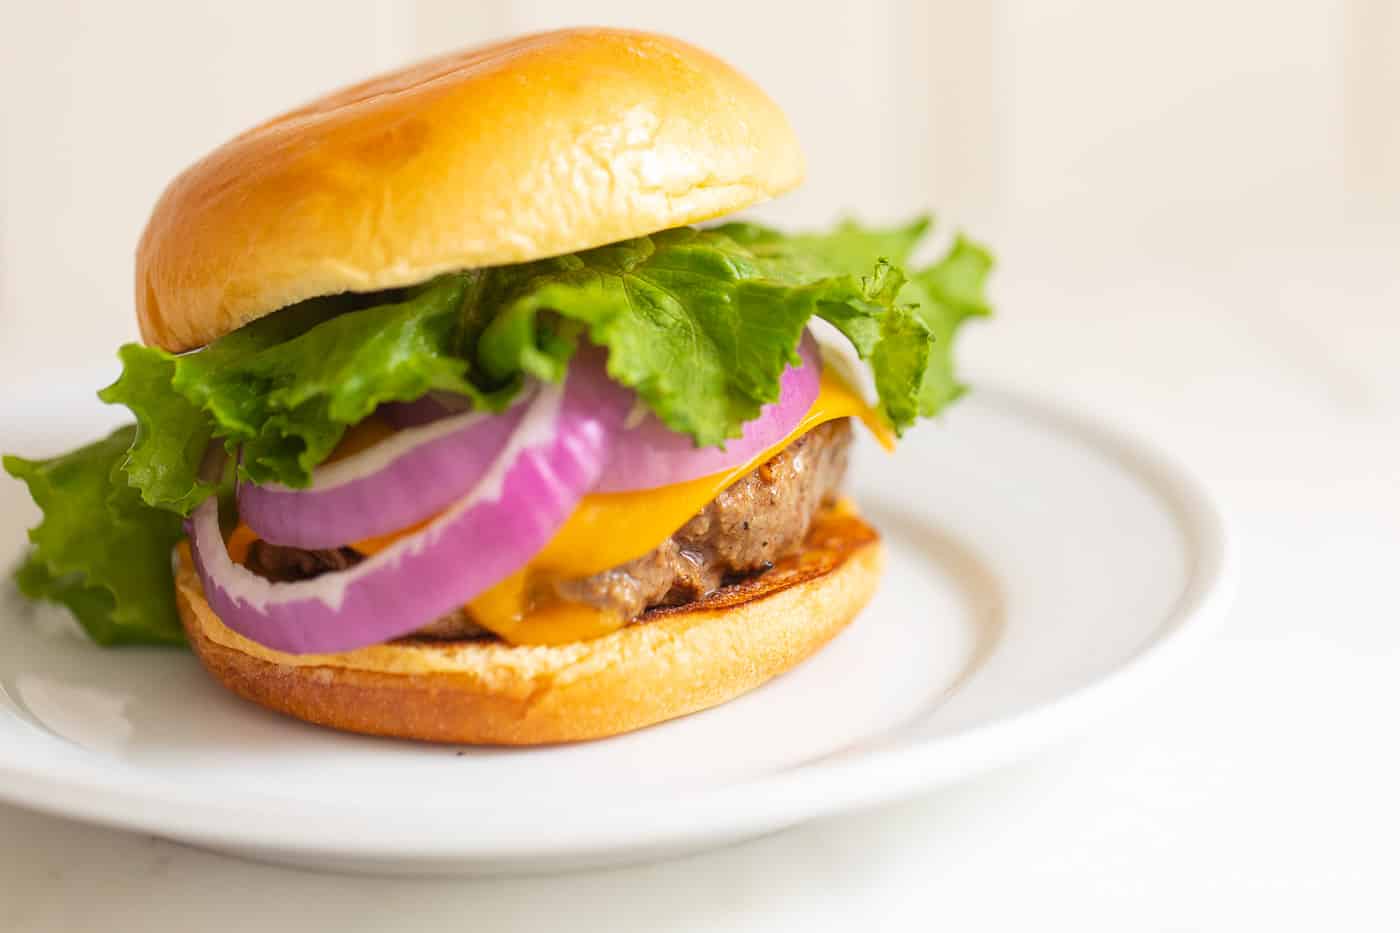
[175, 501, 882, 745]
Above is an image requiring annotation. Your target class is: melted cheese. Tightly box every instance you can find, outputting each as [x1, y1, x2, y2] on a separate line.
[225, 522, 259, 566]
[231, 368, 891, 646]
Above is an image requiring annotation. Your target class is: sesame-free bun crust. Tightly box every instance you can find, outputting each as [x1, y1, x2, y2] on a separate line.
[176, 505, 880, 745]
[137, 28, 805, 352]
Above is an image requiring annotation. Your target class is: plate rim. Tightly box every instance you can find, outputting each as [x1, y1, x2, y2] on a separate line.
[0, 384, 1237, 860]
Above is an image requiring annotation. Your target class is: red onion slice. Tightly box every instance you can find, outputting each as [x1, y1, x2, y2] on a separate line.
[237, 394, 531, 549]
[594, 331, 822, 493]
[188, 350, 630, 655]
[242, 330, 822, 544]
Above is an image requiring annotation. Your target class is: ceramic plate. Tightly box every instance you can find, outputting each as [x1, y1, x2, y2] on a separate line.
[0, 373, 1234, 875]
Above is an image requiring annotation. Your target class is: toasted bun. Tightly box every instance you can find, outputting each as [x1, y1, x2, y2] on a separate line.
[175, 505, 880, 745]
[137, 28, 805, 352]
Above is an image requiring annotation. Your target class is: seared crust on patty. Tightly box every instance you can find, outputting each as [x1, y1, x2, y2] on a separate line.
[550, 419, 851, 618]
[177, 502, 881, 745]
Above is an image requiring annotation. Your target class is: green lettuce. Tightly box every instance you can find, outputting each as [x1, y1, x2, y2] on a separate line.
[5, 427, 187, 645]
[97, 346, 216, 514]
[473, 225, 935, 447]
[7, 218, 992, 645]
[107, 219, 990, 502]
[105, 281, 495, 496]
[719, 217, 994, 416]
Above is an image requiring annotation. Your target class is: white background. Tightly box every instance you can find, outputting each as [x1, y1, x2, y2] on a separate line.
[2, 1, 1397, 929]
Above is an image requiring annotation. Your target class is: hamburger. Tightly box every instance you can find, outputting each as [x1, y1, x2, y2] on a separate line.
[5, 28, 992, 744]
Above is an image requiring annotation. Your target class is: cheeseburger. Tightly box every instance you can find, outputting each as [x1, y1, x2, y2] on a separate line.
[6, 28, 992, 744]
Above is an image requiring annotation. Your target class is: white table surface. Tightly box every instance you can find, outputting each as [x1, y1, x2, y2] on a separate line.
[2, 228, 1397, 931]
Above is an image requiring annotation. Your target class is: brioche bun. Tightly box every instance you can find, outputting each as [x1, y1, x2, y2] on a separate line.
[136, 27, 805, 352]
[176, 505, 880, 745]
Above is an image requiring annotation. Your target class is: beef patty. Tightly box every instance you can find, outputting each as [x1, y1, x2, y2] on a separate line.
[243, 418, 853, 637]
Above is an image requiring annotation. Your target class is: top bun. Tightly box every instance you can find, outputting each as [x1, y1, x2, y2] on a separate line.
[136, 28, 805, 351]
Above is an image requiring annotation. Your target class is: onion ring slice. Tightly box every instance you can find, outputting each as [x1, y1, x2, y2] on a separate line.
[188, 350, 630, 654]
[594, 332, 821, 493]
[237, 394, 530, 550]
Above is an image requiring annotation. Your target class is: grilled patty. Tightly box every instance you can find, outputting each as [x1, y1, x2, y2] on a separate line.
[244, 418, 853, 636]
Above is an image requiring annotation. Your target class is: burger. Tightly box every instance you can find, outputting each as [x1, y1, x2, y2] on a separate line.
[6, 28, 991, 744]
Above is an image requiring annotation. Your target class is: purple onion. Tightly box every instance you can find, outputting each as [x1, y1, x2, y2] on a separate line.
[593, 332, 822, 493]
[188, 348, 632, 655]
[237, 396, 530, 549]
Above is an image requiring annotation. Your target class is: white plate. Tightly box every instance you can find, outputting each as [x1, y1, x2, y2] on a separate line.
[0, 375, 1234, 875]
